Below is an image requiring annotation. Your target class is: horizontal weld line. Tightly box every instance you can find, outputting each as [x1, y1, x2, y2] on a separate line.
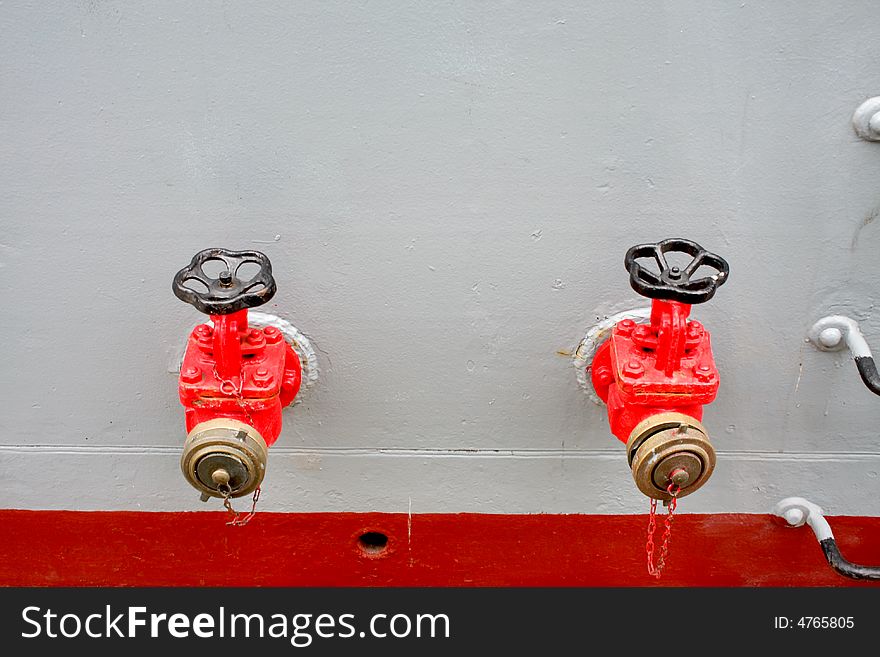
[0, 445, 878, 460]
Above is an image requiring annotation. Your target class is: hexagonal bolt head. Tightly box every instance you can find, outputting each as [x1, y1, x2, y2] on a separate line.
[616, 319, 636, 336]
[194, 324, 213, 342]
[181, 366, 202, 383]
[594, 365, 613, 386]
[694, 364, 714, 382]
[623, 359, 645, 378]
[253, 367, 273, 388]
[687, 321, 704, 339]
[263, 326, 283, 344]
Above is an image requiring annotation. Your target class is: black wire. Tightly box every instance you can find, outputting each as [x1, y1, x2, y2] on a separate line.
[854, 356, 880, 396]
[819, 538, 880, 581]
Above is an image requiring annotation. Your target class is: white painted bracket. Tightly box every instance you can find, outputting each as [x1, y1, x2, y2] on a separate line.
[806, 315, 872, 359]
[572, 307, 650, 404]
[774, 496, 880, 579]
[852, 96, 880, 141]
[772, 496, 834, 541]
[808, 314, 880, 397]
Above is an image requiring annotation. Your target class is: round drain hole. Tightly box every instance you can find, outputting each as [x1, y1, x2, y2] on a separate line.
[357, 531, 389, 556]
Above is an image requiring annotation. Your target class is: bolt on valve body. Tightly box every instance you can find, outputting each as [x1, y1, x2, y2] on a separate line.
[173, 248, 302, 501]
[590, 239, 729, 501]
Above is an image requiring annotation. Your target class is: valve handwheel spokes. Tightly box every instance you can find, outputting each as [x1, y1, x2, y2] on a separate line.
[172, 247, 277, 315]
[625, 237, 729, 304]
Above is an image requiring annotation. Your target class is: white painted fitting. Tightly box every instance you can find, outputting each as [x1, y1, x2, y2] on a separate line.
[853, 96, 880, 141]
[572, 307, 651, 404]
[807, 315, 873, 359]
[818, 327, 843, 349]
[772, 496, 834, 542]
[783, 507, 805, 526]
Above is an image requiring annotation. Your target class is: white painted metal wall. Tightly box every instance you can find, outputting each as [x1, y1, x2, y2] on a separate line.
[2, 1, 879, 514]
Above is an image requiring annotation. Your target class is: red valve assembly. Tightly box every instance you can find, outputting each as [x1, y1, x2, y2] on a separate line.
[590, 239, 729, 501]
[173, 248, 302, 501]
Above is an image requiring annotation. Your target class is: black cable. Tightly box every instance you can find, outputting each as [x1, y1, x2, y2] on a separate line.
[854, 356, 880, 396]
[819, 538, 880, 581]
[801, 334, 880, 579]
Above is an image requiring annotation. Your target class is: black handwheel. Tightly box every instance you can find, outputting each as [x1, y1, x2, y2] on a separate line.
[624, 238, 729, 304]
[172, 248, 277, 315]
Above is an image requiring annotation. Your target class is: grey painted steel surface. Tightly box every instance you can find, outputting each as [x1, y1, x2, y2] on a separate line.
[1, 1, 879, 513]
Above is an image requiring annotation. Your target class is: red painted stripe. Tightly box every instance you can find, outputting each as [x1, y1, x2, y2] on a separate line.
[1, 511, 878, 587]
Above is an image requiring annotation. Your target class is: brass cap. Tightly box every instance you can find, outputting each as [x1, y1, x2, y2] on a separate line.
[626, 412, 716, 501]
[180, 418, 268, 499]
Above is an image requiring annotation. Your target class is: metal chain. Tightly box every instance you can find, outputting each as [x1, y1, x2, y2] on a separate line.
[219, 484, 261, 526]
[213, 369, 259, 428]
[212, 369, 261, 526]
[646, 482, 680, 578]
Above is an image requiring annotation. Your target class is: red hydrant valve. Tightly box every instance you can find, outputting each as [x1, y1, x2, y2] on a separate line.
[590, 238, 729, 501]
[173, 248, 302, 501]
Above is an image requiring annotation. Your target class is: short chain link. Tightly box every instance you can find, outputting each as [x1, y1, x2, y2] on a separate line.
[219, 484, 261, 526]
[646, 482, 679, 578]
[213, 369, 259, 428]
[212, 369, 261, 526]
